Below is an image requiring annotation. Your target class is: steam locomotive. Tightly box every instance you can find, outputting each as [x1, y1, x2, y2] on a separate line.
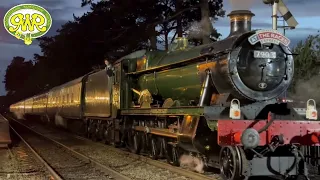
[10, 10, 320, 180]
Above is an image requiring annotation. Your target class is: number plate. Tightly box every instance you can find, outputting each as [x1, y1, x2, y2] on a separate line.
[253, 51, 277, 59]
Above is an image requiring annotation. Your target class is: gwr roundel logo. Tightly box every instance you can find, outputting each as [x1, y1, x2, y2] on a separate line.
[3, 4, 52, 45]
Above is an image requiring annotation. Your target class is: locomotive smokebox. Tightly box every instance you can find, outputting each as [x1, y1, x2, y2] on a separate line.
[227, 10, 255, 36]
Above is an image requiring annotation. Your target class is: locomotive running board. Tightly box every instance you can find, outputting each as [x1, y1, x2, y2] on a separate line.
[121, 106, 226, 117]
[121, 107, 204, 116]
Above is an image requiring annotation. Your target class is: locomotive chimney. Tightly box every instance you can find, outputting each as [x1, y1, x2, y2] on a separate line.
[227, 10, 255, 36]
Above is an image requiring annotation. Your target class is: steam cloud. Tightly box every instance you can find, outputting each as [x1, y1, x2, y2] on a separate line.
[187, 18, 213, 40]
[179, 154, 204, 173]
[290, 75, 320, 104]
[55, 113, 67, 128]
[229, 0, 256, 10]
[54, 106, 67, 128]
[13, 112, 25, 120]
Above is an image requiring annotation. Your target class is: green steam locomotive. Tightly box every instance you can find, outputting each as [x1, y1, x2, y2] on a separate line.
[10, 10, 320, 180]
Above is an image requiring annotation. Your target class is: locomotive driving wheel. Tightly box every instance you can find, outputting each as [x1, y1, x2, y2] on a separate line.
[87, 119, 95, 140]
[102, 122, 111, 145]
[166, 142, 180, 166]
[148, 135, 159, 160]
[91, 122, 99, 142]
[219, 146, 244, 180]
[126, 129, 141, 154]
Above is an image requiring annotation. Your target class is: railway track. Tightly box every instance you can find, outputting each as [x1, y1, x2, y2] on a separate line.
[5, 114, 220, 180]
[9, 126, 63, 180]
[0, 116, 52, 180]
[73, 135, 218, 180]
[5, 145, 51, 179]
[5, 115, 131, 180]
[6, 115, 320, 180]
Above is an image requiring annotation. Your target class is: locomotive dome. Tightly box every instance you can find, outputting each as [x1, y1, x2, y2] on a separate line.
[227, 10, 294, 101]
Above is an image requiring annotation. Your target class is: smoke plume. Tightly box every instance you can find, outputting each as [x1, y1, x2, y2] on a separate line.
[13, 112, 25, 120]
[229, 0, 255, 10]
[187, 18, 213, 40]
[179, 154, 204, 173]
[55, 113, 67, 128]
[290, 75, 320, 104]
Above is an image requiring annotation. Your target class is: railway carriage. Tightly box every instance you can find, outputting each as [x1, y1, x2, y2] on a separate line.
[49, 77, 83, 120]
[10, 10, 320, 180]
[31, 93, 48, 115]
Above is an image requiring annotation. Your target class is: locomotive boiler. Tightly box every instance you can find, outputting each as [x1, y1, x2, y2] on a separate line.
[10, 9, 320, 180]
[131, 10, 293, 108]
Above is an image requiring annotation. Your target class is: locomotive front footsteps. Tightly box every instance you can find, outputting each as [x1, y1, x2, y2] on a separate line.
[10, 9, 320, 180]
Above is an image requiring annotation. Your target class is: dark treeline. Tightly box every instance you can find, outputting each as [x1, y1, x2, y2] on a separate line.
[3, 0, 224, 106]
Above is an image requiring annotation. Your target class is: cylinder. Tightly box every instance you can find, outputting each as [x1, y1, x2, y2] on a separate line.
[227, 10, 255, 36]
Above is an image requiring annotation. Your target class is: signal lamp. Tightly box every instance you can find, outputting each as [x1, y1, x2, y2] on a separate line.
[310, 133, 320, 144]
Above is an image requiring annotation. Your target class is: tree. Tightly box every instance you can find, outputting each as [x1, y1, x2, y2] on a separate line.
[200, 0, 213, 44]
[289, 35, 320, 92]
[32, 0, 152, 90]
[178, 0, 224, 43]
[80, 0, 225, 50]
[3, 56, 34, 95]
[287, 34, 320, 103]
[5, 0, 225, 103]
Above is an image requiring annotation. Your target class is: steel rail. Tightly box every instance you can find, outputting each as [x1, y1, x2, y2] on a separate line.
[73, 135, 216, 180]
[5, 115, 131, 180]
[1, 115, 63, 180]
[6, 114, 216, 180]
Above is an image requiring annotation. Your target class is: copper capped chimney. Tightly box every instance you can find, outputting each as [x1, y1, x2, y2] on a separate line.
[227, 10, 255, 36]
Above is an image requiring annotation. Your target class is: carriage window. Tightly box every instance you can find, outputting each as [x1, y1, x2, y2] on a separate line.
[67, 94, 69, 103]
[71, 93, 74, 103]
